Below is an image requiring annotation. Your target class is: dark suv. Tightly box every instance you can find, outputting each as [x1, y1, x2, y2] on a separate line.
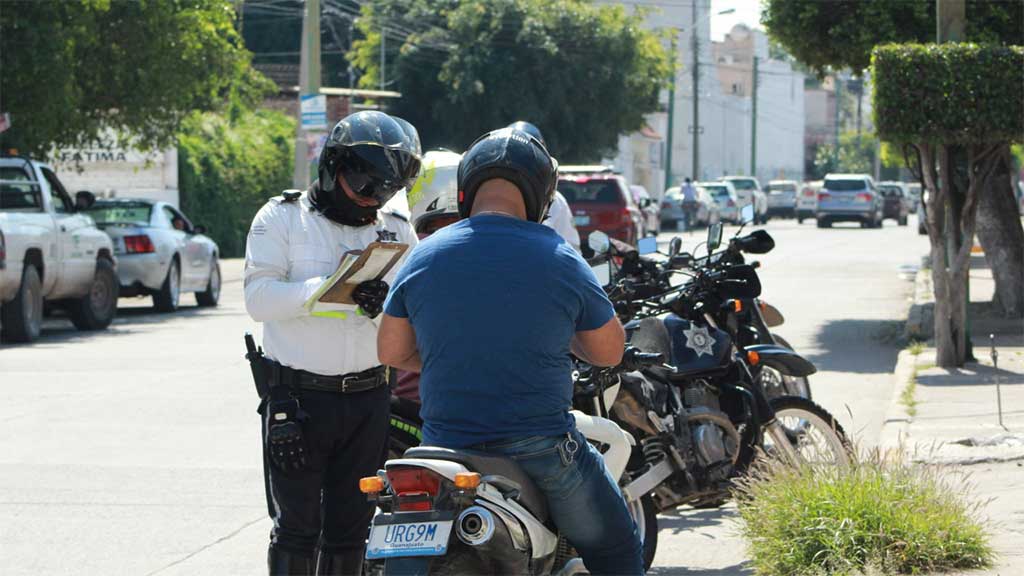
[557, 168, 642, 255]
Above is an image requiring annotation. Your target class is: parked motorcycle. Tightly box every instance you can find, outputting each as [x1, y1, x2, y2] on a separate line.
[363, 349, 666, 574]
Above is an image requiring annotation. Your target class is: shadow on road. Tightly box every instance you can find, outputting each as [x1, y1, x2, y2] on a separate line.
[805, 318, 904, 374]
[657, 506, 738, 537]
[7, 303, 244, 349]
[917, 364, 1024, 387]
[649, 564, 751, 576]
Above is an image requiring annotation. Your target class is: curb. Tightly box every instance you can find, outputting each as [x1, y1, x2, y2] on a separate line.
[905, 259, 934, 342]
[880, 349, 918, 450]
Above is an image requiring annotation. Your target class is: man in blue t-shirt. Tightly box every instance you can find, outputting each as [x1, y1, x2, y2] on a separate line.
[378, 127, 643, 574]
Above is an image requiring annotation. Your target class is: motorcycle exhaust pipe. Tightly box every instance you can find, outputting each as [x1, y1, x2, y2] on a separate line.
[456, 506, 495, 546]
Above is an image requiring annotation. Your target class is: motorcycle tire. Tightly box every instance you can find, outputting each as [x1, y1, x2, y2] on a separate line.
[769, 333, 812, 400]
[766, 396, 853, 468]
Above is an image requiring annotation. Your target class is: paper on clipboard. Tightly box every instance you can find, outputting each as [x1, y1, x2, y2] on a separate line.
[304, 242, 409, 308]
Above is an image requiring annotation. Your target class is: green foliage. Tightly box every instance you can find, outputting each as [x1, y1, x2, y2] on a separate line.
[177, 108, 294, 258]
[735, 453, 993, 575]
[872, 44, 1024, 145]
[811, 131, 879, 178]
[349, 0, 672, 162]
[762, 0, 1023, 76]
[0, 0, 272, 156]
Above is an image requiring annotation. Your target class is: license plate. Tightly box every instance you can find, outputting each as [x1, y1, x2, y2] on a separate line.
[574, 215, 590, 226]
[366, 520, 453, 559]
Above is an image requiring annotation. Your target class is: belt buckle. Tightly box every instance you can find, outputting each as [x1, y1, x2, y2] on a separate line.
[340, 375, 358, 393]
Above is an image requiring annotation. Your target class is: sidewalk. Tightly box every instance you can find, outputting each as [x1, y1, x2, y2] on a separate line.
[883, 255, 1024, 575]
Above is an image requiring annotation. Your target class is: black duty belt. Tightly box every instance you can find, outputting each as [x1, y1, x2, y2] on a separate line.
[292, 365, 388, 394]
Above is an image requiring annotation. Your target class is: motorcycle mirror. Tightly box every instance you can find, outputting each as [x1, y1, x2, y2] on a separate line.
[740, 203, 755, 224]
[591, 261, 612, 286]
[637, 236, 657, 256]
[588, 231, 611, 256]
[669, 252, 692, 270]
[707, 222, 724, 252]
[668, 237, 682, 258]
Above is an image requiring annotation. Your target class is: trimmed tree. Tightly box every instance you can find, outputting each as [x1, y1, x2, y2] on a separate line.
[873, 43, 1024, 366]
[348, 0, 672, 162]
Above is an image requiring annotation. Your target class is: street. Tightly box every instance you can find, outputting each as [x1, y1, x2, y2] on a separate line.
[0, 216, 929, 575]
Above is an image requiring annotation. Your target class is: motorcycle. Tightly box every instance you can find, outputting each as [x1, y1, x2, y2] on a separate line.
[363, 349, 666, 574]
[582, 224, 851, 514]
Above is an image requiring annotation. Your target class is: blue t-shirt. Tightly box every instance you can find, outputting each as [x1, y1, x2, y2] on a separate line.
[384, 214, 615, 448]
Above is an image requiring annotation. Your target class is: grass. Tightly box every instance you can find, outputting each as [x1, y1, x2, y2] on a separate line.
[907, 341, 925, 356]
[734, 450, 994, 576]
[899, 372, 919, 417]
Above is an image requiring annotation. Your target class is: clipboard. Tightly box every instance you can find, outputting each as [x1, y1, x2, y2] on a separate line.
[311, 242, 409, 306]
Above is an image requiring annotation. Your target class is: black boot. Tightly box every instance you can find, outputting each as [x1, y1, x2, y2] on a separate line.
[268, 546, 316, 576]
[315, 548, 364, 576]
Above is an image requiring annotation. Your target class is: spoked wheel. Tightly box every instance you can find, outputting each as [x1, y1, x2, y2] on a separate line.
[762, 396, 852, 468]
[627, 496, 658, 570]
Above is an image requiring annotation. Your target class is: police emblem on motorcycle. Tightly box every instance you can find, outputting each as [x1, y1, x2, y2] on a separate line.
[683, 325, 715, 357]
[377, 229, 398, 242]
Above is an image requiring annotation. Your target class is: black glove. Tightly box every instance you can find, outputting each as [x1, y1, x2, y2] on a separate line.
[353, 279, 389, 319]
[265, 399, 310, 473]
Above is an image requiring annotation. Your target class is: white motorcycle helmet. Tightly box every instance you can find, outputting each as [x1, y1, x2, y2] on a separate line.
[408, 149, 462, 237]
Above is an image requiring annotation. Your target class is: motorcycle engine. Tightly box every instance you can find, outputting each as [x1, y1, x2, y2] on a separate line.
[682, 381, 740, 476]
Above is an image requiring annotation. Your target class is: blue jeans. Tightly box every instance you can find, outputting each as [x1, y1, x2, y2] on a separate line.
[471, 427, 644, 575]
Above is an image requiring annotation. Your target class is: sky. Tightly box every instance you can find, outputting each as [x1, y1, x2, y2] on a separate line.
[710, 0, 764, 41]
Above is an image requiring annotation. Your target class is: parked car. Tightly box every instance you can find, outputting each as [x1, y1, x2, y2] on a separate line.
[661, 184, 720, 230]
[691, 183, 724, 225]
[630, 184, 660, 235]
[816, 173, 884, 228]
[906, 182, 922, 213]
[918, 188, 930, 235]
[0, 156, 118, 342]
[720, 176, 768, 224]
[83, 199, 220, 312]
[764, 180, 799, 218]
[557, 167, 643, 255]
[877, 181, 910, 226]
[700, 181, 741, 223]
[797, 181, 821, 223]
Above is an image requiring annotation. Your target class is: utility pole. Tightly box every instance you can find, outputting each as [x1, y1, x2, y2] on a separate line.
[691, 0, 700, 181]
[293, 0, 322, 189]
[750, 56, 759, 177]
[380, 25, 386, 91]
[833, 74, 841, 169]
[664, 31, 678, 193]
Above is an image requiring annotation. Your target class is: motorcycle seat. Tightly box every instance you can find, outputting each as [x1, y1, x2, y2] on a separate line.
[403, 446, 550, 523]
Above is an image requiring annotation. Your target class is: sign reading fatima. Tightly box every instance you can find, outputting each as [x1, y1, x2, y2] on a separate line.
[300, 94, 328, 131]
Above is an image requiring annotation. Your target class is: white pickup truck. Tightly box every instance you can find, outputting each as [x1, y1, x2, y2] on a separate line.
[0, 156, 118, 342]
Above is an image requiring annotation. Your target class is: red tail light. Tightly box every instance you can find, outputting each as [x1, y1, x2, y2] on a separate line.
[620, 207, 633, 226]
[124, 235, 155, 254]
[818, 192, 831, 202]
[803, 189, 816, 197]
[387, 466, 442, 512]
[856, 193, 873, 202]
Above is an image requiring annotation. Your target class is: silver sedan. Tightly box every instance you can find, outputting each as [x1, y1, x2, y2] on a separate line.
[84, 199, 221, 311]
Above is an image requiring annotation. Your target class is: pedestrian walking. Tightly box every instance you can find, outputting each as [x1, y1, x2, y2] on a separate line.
[243, 111, 421, 575]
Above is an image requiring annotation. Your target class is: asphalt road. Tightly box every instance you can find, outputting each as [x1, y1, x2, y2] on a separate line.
[0, 214, 928, 575]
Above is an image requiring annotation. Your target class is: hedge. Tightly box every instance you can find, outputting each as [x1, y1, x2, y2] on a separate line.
[178, 108, 294, 258]
[872, 43, 1024, 145]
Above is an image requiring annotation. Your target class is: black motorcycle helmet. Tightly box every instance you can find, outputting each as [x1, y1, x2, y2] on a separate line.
[506, 121, 546, 147]
[317, 111, 422, 206]
[457, 127, 558, 223]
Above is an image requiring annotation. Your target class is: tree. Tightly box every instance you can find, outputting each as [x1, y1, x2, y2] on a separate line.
[873, 44, 1024, 367]
[0, 0, 271, 156]
[764, 0, 1024, 319]
[348, 0, 672, 162]
[812, 131, 880, 178]
[178, 107, 295, 258]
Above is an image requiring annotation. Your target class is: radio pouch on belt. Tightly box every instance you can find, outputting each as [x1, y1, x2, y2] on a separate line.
[266, 396, 311, 473]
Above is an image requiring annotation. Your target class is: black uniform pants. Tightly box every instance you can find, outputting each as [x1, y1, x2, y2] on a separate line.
[262, 385, 390, 556]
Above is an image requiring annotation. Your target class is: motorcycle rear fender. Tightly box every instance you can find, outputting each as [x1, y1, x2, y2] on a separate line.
[745, 344, 817, 377]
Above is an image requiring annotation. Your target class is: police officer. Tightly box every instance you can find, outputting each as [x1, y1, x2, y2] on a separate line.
[244, 111, 421, 575]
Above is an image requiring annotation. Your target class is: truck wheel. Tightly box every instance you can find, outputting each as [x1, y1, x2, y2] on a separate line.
[196, 259, 221, 307]
[153, 259, 181, 312]
[1, 264, 43, 343]
[69, 259, 118, 331]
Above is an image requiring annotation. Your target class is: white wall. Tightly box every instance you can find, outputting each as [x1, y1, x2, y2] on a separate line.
[51, 147, 180, 206]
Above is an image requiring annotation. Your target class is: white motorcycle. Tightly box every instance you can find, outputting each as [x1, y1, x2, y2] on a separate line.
[360, 350, 666, 574]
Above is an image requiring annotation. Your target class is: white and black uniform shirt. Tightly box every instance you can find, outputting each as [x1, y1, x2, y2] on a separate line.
[244, 192, 418, 376]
